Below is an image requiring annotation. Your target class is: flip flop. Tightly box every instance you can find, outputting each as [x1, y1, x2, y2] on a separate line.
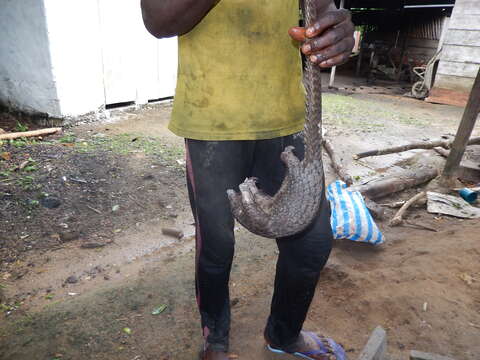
[267, 331, 347, 360]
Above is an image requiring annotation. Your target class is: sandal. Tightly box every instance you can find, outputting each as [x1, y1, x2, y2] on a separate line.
[266, 331, 347, 360]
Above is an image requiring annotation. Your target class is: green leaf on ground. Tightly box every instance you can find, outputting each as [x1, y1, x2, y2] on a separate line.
[151, 304, 167, 315]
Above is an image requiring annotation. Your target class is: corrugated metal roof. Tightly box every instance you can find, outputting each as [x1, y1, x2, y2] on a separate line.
[404, 4, 454, 8]
[345, 0, 455, 9]
[408, 15, 446, 39]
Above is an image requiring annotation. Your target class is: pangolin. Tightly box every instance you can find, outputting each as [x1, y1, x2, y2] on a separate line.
[227, 0, 324, 239]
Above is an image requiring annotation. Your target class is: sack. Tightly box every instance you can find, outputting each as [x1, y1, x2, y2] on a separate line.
[326, 180, 385, 245]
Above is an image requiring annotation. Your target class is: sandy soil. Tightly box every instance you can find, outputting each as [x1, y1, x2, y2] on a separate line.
[1, 93, 479, 360]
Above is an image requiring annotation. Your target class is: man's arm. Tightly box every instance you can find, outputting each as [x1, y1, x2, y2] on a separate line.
[140, 0, 218, 38]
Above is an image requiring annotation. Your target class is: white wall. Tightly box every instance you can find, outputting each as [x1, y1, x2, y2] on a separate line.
[0, 0, 178, 118]
[0, 0, 60, 116]
[96, 0, 178, 105]
[44, 0, 177, 115]
[44, 0, 106, 116]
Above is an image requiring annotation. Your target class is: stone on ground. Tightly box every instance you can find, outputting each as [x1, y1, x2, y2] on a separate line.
[358, 326, 387, 360]
[410, 350, 455, 360]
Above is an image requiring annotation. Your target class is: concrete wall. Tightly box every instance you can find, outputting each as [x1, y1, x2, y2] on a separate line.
[0, 0, 60, 116]
[0, 0, 178, 118]
[95, 0, 177, 106]
[435, 0, 480, 93]
[43, 0, 106, 117]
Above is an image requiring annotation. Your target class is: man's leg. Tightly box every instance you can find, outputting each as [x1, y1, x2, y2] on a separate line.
[265, 197, 333, 350]
[186, 139, 254, 352]
[249, 133, 334, 350]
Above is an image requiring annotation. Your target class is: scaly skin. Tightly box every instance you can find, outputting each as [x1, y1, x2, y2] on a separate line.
[227, 0, 324, 239]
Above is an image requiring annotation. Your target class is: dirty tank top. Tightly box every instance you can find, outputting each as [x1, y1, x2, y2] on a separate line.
[169, 0, 305, 140]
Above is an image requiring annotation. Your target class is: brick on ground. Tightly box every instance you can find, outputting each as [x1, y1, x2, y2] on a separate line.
[358, 326, 387, 360]
[410, 350, 455, 360]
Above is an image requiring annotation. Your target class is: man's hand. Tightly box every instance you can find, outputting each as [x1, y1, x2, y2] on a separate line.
[289, 4, 354, 68]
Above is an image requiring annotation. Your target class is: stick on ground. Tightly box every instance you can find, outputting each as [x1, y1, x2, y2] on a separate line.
[0, 127, 62, 141]
[389, 191, 426, 227]
[323, 138, 354, 186]
[354, 136, 480, 160]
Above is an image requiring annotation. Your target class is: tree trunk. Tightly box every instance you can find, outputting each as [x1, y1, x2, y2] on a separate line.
[440, 68, 480, 186]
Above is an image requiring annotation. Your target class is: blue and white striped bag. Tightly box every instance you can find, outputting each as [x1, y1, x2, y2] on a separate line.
[326, 180, 385, 245]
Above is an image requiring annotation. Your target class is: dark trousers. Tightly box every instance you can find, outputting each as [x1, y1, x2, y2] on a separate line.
[185, 133, 333, 352]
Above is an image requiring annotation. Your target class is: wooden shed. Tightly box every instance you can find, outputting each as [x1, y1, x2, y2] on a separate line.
[427, 0, 480, 106]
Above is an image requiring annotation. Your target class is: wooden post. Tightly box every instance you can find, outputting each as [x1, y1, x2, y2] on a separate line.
[356, 47, 363, 77]
[395, 31, 408, 81]
[329, 0, 345, 88]
[440, 68, 480, 184]
[329, 66, 337, 88]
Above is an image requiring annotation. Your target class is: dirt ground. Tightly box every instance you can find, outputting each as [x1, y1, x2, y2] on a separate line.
[0, 91, 479, 360]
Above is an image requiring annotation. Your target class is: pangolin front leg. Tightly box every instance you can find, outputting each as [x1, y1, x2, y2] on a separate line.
[226, 146, 304, 236]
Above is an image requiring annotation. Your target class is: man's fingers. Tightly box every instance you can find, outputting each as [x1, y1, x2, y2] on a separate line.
[318, 52, 349, 68]
[288, 26, 307, 42]
[301, 20, 354, 54]
[290, 8, 354, 68]
[308, 37, 354, 67]
[305, 9, 351, 38]
[319, 51, 351, 68]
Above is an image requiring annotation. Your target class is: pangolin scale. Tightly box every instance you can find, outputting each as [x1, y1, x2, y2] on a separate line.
[227, 0, 324, 239]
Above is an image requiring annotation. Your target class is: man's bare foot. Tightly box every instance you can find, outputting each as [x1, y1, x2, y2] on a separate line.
[266, 331, 346, 360]
[199, 344, 230, 360]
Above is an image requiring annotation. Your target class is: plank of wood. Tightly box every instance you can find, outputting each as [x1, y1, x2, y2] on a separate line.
[437, 61, 480, 78]
[441, 44, 480, 64]
[449, 14, 480, 31]
[434, 74, 476, 93]
[451, 0, 480, 16]
[426, 87, 470, 107]
[444, 29, 480, 47]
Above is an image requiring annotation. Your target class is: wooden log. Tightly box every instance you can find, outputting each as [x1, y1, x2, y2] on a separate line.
[0, 127, 62, 140]
[433, 147, 450, 158]
[389, 192, 426, 226]
[354, 136, 480, 160]
[440, 68, 480, 186]
[323, 138, 354, 186]
[349, 166, 438, 200]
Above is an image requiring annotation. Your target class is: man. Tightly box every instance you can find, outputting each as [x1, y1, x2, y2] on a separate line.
[140, 1, 354, 359]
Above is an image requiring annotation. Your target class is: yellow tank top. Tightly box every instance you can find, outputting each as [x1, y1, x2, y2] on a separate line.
[169, 0, 305, 141]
